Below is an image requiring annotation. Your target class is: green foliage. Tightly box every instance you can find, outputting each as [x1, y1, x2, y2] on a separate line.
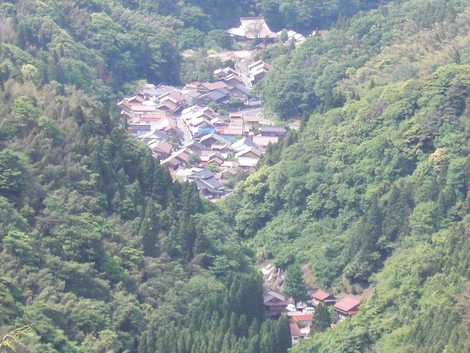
[0, 10, 256, 349]
[312, 304, 332, 331]
[140, 274, 289, 353]
[0, 149, 27, 197]
[258, 0, 469, 119]
[260, 0, 392, 32]
[2, 1, 470, 353]
[226, 1, 470, 352]
[283, 262, 308, 303]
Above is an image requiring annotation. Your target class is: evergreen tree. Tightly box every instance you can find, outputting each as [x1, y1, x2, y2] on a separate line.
[283, 262, 308, 303]
[313, 303, 332, 331]
[139, 201, 161, 257]
[275, 315, 292, 353]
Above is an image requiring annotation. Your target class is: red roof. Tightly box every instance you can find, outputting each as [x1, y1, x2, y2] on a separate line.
[313, 290, 331, 301]
[334, 296, 360, 313]
[288, 312, 313, 322]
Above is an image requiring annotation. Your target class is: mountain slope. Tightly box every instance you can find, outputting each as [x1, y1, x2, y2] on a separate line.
[0, 2, 287, 353]
[226, 1, 470, 351]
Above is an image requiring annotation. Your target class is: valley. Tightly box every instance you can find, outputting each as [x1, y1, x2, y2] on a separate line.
[0, 1, 469, 353]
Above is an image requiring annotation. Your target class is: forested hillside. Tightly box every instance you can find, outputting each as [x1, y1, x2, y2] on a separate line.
[0, 1, 292, 352]
[1, 0, 470, 352]
[227, 0, 470, 352]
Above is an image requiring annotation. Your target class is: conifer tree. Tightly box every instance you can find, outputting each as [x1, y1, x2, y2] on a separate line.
[313, 303, 332, 331]
[284, 262, 308, 304]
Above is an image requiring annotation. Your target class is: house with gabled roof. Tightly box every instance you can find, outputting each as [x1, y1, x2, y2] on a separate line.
[231, 136, 257, 152]
[149, 141, 173, 160]
[195, 88, 231, 105]
[161, 148, 192, 170]
[217, 125, 244, 139]
[200, 150, 225, 167]
[253, 135, 279, 148]
[157, 91, 186, 113]
[264, 288, 289, 318]
[182, 105, 218, 122]
[199, 133, 230, 150]
[138, 83, 177, 100]
[187, 168, 225, 198]
[227, 17, 278, 42]
[214, 67, 239, 80]
[287, 312, 313, 343]
[311, 290, 336, 307]
[334, 295, 361, 320]
[248, 60, 273, 86]
[235, 146, 262, 160]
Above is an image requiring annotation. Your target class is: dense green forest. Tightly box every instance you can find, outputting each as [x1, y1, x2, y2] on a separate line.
[1, 0, 470, 352]
[227, 0, 470, 352]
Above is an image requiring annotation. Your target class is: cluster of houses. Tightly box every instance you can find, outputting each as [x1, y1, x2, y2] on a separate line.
[263, 288, 361, 345]
[118, 64, 287, 199]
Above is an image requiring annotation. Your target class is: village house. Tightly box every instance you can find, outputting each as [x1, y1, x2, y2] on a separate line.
[196, 88, 231, 106]
[248, 60, 273, 86]
[227, 85, 251, 103]
[149, 141, 173, 160]
[220, 160, 240, 175]
[140, 116, 178, 133]
[200, 151, 225, 167]
[263, 289, 289, 318]
[288, 312, 313, 327]
[183, 141, 205, 154]
[288, 312, 313, 345]
[199, 133, 230, 150]
[118, 95, 144, 109]
[235, 146, 262, 160]
[156, 91, 186, 114]
[236, 145, 262, 170]
[184, 82, 232, 105]
[118, 100, 159, 117]
[289, 321, 306, 345]
[213, 70, 251, 101]
[182, 105, 218, 122]
[252, 135, 279, 148]
[242, 112, 263, 131]
[216, 125, 244, 140]
[231, 136, 257, 152]
[187, 168, 225, 198]
[227, 17, 278, 44]
[237, 157, 259, 170]
[161, 148, 192, 170]
[334, 296, 361, 320]
[138, 83, 178, 100]
[311, 290, 336, 307]
[214, 67, 239, 80]
[138, 129, 169, 145]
